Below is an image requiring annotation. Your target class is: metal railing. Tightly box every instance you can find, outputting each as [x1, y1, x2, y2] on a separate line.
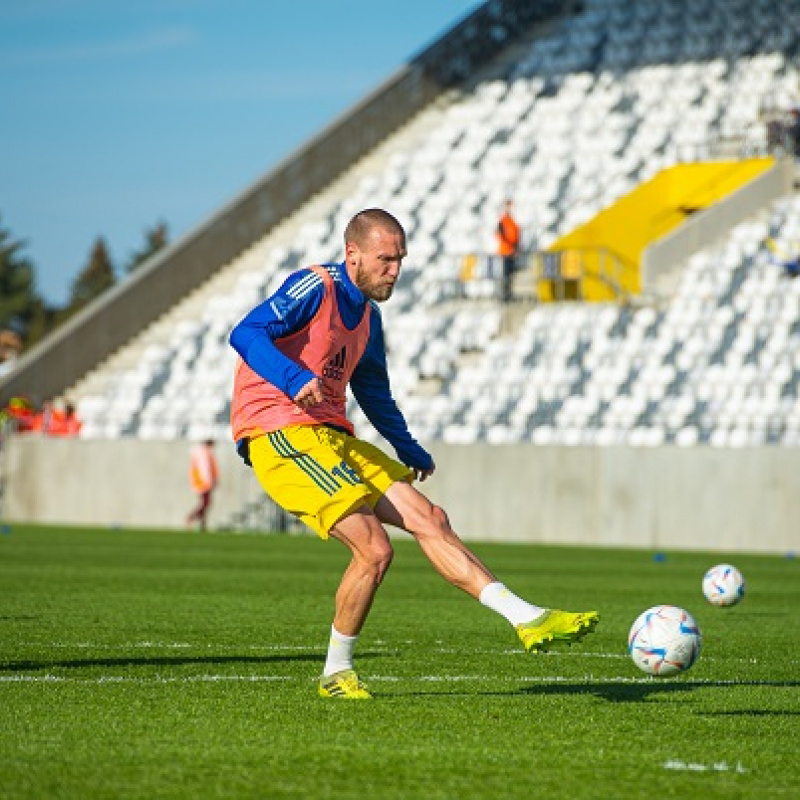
[533, 248, 632, 302]
[454, 247, 633, 303]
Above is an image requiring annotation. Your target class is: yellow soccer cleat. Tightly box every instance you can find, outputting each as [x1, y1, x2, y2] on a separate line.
[318, 668, 373, 699]
[516, 609, 600, 653]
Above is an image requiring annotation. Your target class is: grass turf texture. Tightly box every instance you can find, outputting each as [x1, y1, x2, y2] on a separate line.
[1, 526, 798, 799]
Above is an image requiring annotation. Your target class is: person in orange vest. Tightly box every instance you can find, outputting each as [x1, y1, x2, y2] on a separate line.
[58, 402, 83, 436]
[187, 439, 219, 531]
[37, 401, 83, 436]
[496, 199, 521, 303]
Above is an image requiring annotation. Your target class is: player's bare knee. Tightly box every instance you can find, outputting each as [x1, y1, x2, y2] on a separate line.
[367, 540, 394, 583]
[430, 504, 451, 530]
[376, 546, 394, 583]
[411, 503, 454, 542]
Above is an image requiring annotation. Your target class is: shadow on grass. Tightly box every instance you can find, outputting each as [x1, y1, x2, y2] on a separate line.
[519, 679, 800, 703]
[380, 679, 800, 701]
[697, 709, 800, 717]
[0, 650, 388, 672]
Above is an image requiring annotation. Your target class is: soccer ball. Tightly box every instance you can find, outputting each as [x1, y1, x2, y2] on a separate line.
[702, 563, 745, 607]
[628, 605, 702, 677]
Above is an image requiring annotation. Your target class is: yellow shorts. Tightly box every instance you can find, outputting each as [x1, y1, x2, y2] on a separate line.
[248, 425, 413, 538]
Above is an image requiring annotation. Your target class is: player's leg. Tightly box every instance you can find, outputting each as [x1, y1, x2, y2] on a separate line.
[186, 492, 207, 529]
[319, 507, 393, 699]
[374, 481, 494, 597]
[330, 426, 598, 656]
[198, 490, 211, 530]
[248, 428, 384, 697]
[328, 508, 394, 637]
[376, 481, 599, 651]
[325, 427, 496, 598]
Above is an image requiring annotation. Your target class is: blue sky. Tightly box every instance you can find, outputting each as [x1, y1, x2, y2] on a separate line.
[0, 0, 482, 306]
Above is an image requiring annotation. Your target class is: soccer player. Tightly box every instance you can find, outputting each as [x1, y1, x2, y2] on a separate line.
[229, 208, 598, 699]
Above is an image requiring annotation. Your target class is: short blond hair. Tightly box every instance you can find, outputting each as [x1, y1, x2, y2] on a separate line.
[344, 208, 405, 248]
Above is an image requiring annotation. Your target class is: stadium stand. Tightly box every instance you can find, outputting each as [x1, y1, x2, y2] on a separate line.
[4, 0, 800, 539]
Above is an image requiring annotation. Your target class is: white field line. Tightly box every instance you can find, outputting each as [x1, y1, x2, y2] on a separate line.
[12, 642, 314, 650]
[663, 759, 748, 773]
[0, 674, 292, 684]
[0, 673, 787, 686]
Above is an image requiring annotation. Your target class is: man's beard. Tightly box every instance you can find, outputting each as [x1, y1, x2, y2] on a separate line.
[356, 267, 395, 302]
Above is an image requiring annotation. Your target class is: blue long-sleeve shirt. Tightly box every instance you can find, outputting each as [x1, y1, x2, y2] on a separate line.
[229, 262, 433, 471]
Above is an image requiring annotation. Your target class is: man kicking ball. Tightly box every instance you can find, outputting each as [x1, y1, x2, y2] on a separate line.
[229, 208, 599, 698]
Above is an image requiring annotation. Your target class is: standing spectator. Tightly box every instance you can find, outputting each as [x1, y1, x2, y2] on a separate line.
[496, 199, 521, 302]
[51, 402, 82, 436]
[187, 439, 219, 531]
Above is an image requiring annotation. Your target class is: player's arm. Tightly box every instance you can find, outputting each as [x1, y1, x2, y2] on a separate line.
[350, 304, 435, 480]
[228, 270, 323, 401]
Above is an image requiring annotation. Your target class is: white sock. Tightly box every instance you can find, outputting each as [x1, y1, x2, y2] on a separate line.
[323, 625, 358, 677]
[479, 582, 545, 626]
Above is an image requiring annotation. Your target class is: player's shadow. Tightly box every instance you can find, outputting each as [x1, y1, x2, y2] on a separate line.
[697, 709, 800, 718]
[389, 678, 800, 700]
[519, 679, 800, 703]
[0, 650, 389, 673]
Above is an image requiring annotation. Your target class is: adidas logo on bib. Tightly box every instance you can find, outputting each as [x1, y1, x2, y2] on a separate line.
[323, 346, 347, 381]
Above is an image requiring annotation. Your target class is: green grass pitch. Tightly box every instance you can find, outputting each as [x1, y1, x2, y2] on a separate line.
[1, 525, 798, 799]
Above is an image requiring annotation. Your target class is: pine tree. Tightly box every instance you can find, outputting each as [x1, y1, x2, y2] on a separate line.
[0, 214, 52, 348]
[125, 221, 168, 274]
[67, 237, 116, 312]
[0, 215, 37, 326]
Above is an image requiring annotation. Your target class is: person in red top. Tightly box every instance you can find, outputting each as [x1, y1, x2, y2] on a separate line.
[57, 403, 83, 436]
[497, 199, 521, 302]
[186, 439, 219, 531]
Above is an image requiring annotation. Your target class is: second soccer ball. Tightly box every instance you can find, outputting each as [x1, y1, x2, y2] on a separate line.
[702, 563, 746, 607]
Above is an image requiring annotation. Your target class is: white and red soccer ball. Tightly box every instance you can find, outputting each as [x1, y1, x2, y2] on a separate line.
[628, 605, 702, 677]
[702, 563, 746, 607]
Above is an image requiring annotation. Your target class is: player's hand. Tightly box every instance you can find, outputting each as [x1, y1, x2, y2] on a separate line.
[294, 378, 323, 409]
[414, 461, 436, 482]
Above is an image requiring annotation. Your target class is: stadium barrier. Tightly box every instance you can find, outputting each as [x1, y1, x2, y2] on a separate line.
[2, 436, 796, 554]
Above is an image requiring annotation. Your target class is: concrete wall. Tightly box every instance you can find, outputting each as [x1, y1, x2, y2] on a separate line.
[425, 443, 799, 553]
[0, 437, 263, 531]
[2, 436, 798, 554]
